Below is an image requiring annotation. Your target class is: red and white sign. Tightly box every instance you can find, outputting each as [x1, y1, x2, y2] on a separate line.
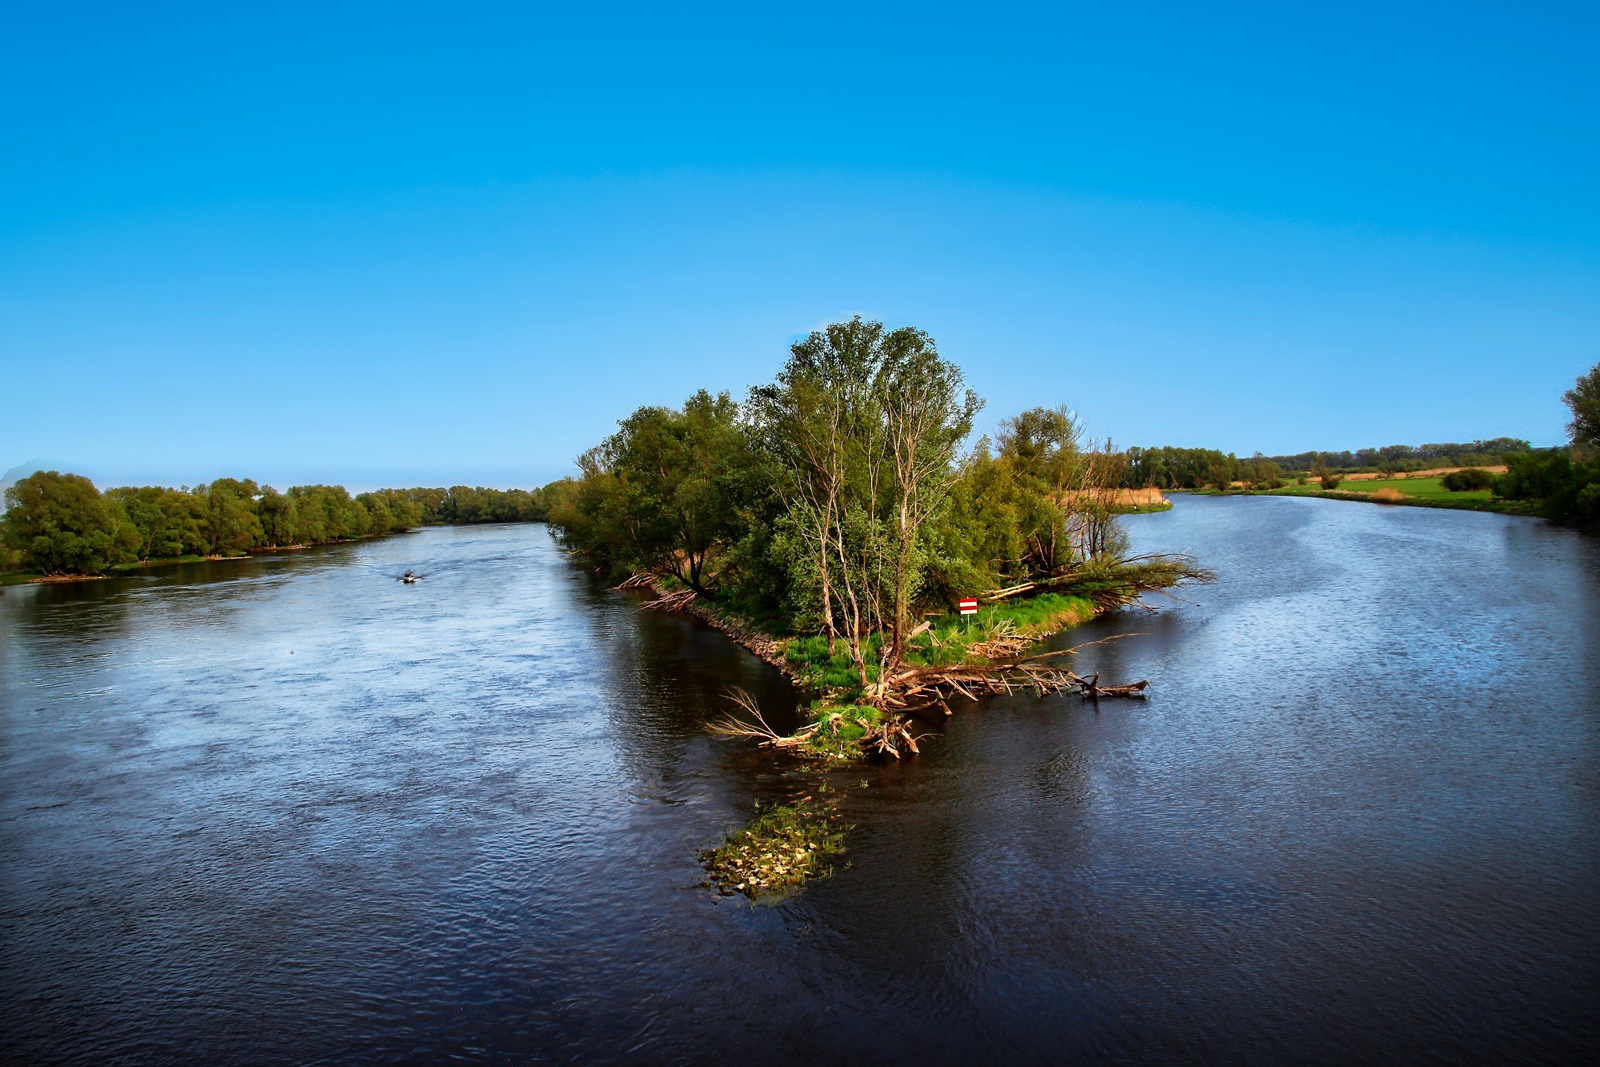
[958, 598, 979, 616]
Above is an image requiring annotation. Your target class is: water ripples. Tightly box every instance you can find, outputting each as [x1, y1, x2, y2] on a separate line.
[2, 509, 1598, 1064]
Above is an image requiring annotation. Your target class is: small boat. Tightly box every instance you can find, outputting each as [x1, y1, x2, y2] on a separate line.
[400, 571, 422, 584]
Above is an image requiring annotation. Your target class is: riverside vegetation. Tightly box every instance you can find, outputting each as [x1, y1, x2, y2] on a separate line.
[1116, 361, 1600, 523]
[0, 477, 555, 581]
[538, 318, 1210, 895]
[541, 318, 1206, 886]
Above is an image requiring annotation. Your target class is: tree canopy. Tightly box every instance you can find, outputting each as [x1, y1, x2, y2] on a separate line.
[548, 318, 1138, 690]
[3, 473, 559, 575]
[1564, 362, 1600, 450]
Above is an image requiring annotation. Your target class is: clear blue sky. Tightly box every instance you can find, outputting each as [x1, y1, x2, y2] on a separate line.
[3, 1, 1597, 489]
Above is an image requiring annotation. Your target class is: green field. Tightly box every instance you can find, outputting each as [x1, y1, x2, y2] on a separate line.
[1280, 476, 1485, 501]
[1263, 476, 1537, 514]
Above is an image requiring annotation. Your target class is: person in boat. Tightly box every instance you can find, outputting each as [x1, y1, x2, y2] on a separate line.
[401, 571, 419, 583]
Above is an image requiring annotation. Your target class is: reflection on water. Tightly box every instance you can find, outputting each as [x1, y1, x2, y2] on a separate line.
[2, 502, 1597, 1064]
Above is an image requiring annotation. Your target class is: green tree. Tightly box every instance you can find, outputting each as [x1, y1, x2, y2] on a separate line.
[568, 389, 750, 593]
[751, 317, 981, 691]
[1564, 361, 1600, 451]
[256, 486, 300, 546]
[197, 478, 264, 555]
[995, 406, 1083, 576]
[2, 471, 123, 574]
[105, 485, 171, 560]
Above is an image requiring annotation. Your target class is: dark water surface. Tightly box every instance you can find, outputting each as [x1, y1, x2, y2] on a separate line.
[3, 497, 1597, 1065]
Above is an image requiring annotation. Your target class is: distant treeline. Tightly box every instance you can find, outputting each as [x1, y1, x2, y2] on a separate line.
[1121, 438, 1536, 491]
[1, 473, 553, 576]
[1258, 439, 1531, 473]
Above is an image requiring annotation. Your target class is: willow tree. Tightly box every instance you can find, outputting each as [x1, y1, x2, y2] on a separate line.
[558, 389, 748, 593]
[752, 318, 981, 697]
[995, 405, 1083, 576]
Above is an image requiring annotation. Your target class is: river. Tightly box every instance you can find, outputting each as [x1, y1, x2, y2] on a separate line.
[2, 496, 1596, 1064]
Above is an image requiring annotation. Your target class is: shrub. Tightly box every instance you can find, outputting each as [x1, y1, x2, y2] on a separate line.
[1320, 473, 1342, 490]
[1441, 468, 1495, 492]
[1494, 450, 1572, 501]
[1371, 487, 1405, 504]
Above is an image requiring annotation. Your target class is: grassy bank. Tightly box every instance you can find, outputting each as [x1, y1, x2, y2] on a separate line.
[1185, 479, 1541, 516]
[691, 590, 1097, 761]
[1266, 477, 1540, 515]
[781, 592, 1096, 694]
[109, 552, 251, 573]
[692, 591, 1104, 896]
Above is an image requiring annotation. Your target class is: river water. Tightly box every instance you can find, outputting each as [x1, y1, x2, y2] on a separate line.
[2, 497, 1596, 1065]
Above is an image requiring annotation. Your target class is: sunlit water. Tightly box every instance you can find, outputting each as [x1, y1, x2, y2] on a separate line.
[2, 497, 1596, 1064]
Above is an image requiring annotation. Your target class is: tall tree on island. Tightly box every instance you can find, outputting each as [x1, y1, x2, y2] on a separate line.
[752, 317, 981, 696]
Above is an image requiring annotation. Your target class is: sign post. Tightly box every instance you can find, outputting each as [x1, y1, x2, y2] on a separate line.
[958, 598, 978, 632]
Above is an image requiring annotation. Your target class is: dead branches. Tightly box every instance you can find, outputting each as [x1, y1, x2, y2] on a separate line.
[980, 581, 1038, 602]
[967, 619, 1030, 660]
[617, 572, 656, 590]
[859, 720, 924, 759]
[886, 633, 1152, 715]
[639, 587, 698, 612]
[707, 689, 819, 750]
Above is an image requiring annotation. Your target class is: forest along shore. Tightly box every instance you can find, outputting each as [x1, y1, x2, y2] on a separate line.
[0, 474, 558, 581]
[543, 319, 1211, 898]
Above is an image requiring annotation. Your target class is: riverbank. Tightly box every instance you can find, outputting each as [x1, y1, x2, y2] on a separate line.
[672, 582, 1105, 896]
[1, 570, 98, 586]
[0, 532, 421, 586]
[5, 550, 294, 585]
[647, 579, 1103, 757]
[1183, 479, 1543, 516]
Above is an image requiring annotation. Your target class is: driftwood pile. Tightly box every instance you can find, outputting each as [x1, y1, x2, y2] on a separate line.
[858, 638, 1150, 758]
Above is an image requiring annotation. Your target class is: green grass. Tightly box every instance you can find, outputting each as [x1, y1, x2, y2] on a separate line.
[0, 571, 44, 586]
[798, 704, 884, 759]
[108, 554, 234, 572]
[1286, 476, 1482, 501]
[1263, 478, 1540, 515]
[780, 591, 1096, 701]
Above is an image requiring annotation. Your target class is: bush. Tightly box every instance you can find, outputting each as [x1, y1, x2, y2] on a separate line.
[1320, 473, 1342, 490]
[1371, 487, 1405, 504]
[1494, 450, 1600, 523]
[1494, 451, 1571, 501]
[1441, 468, 1495, 492]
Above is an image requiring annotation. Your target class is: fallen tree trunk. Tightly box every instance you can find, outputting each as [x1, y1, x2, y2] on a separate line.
[980, 553, 1215, 612]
